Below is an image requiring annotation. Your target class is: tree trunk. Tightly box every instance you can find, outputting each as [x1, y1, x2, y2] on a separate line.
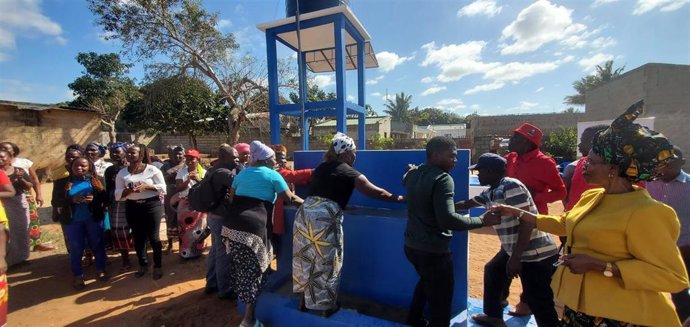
[190, 134, 198, 149]
[229, 116, 243, 144]
[107, 122, 117, 144]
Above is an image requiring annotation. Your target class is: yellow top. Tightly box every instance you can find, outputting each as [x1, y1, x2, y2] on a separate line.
[537, 186, 689, 327]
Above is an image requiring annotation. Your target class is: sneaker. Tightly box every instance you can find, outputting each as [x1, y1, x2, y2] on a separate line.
[97, 271, 110, 282]
[73, 277, 86, 291]
[135, 266, 148, 277]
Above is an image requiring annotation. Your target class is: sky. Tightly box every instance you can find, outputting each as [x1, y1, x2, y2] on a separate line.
[0, 0, 688, 117]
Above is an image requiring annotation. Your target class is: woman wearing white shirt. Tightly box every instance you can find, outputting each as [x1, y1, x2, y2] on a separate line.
[173, 149, 207, 259]
[115, 144, 166, 280]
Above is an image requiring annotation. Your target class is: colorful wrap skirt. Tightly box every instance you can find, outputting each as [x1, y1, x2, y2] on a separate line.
[292, 196, 344, 310]
[1, 195, 30, 266]
[561, 306, 641, 327]
[109, 201, 133, 251]
[221, 196, 273, 305]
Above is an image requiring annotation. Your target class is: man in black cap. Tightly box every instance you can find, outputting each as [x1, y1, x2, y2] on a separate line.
[403, 137, 501, 327]
[456, 153, 559, 327]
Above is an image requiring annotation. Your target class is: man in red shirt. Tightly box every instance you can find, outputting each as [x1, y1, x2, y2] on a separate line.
[503, 123, 566, 317]
[505, 123, 566, 214]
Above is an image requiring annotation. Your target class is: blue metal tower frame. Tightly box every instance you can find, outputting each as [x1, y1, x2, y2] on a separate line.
[265, 13, 367, 150]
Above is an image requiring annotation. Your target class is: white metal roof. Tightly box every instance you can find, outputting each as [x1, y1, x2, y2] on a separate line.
[257, 6, 378, 73]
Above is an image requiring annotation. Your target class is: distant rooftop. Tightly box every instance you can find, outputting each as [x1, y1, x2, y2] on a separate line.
[314, 116, 388, 127]
[0, 100, 95, 113]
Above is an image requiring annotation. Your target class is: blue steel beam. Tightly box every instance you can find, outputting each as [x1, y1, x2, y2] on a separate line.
[266, 31, 281, 145]
[333, 15, 347, 135]
[357, 37, 366, 149]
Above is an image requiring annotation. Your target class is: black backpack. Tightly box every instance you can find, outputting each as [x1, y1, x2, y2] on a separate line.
[188, 169, 227, 212]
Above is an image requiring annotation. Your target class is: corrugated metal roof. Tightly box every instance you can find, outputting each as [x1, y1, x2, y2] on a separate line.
[314, 116, 387, 127]
[0, 100, 96, 113]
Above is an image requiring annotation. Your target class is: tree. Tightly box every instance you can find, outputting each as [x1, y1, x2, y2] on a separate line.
[365, 104, 377, 117]
[542, 127, 578, 161]
[124, 76, 226, 148]
[415, 107, 465, 125]
[564, 60, 625, 105]
[68, 52, 139, 143]
[88, 0, 291, 143]
[384, 92, 415, 123]
[289, 84, 336, 104]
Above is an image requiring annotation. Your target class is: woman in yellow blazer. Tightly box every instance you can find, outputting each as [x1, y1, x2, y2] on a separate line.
[492, 100, 689, 327]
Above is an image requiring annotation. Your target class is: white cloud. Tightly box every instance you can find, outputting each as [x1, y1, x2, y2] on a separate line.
[436, 98, 467, 111]
[382, 94, 395, 102]
[0, 0, 66, 54]
[347, 95, 355, 102]
[536, 86, 544, 92]
[421, 41, 499, 82]
[591, 36, 617, 49]
[483, 61, 560, 83]
[98, 31, 118, 43]
[313, 75, 334, 88]
[500, 1, 587, 55]
[376, 51, 414, 72]
[517, 101, 539, 110]
[592, 0, 622, 7]
[470, 104, 481, 111]
[366, 76, 384, 85]
[457, 0, 503, 17]
[371, 92, 382, 97]
[465, 81, 506, 95]
[421, 86, 447, 96]
[578, 53, 614, 72]
[633, 0, 690, 14]
[217, 19, 233, 30]
[64, 89, 75, 101]
[421, 76, 434, 84]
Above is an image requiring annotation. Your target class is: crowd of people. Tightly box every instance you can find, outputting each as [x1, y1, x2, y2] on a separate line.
[0, 101, 688, 327]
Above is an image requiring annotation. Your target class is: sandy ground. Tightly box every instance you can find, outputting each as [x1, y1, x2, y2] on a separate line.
[8, 183, 563, 326]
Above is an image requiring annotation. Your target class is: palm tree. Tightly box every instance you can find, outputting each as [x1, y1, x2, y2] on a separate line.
[564, 60, 625, 106]
[384, 92, 414, 122]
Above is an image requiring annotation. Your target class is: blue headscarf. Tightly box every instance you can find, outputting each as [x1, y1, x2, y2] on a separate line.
[86, 142, 107, 158]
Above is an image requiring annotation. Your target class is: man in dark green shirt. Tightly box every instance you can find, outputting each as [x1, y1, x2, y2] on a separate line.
[403, 136, 500, 327]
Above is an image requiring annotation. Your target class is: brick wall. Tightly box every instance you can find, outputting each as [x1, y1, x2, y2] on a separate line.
[0, 106, 101, 170]
[469, 112, 583, 162]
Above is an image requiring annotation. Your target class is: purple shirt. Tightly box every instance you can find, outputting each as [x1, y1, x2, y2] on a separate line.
[647, 170, 690, 247]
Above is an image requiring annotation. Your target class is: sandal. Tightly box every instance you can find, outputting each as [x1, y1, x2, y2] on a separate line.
[73, 277, 86, 291]
[152, 268, 163, 280]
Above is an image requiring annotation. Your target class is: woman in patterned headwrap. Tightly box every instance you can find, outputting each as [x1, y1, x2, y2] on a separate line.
[292, 132, 404, 317]
[85, 142, 112, 178]
[222, 140, 304, 327]
[491, 100, 690, 327]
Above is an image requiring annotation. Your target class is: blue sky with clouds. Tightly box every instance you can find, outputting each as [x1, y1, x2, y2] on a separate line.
[0, 0, 688, 116]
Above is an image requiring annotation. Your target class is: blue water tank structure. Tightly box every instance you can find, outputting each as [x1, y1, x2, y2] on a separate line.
[257, 0, 378, 150]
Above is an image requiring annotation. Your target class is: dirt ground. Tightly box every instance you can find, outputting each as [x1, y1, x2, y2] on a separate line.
[8, 183, 563, 326]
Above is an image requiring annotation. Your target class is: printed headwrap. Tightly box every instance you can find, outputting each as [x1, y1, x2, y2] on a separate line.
[249, 140, 275, 163]
[332, 132, 356, 154]
[591, 100, 676, 182]
[86, 142, 107, 158]
[109, 142, 129, 154]
[167, 145, 185, 154]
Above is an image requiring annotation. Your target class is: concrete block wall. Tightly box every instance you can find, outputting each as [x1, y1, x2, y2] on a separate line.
[586, 63, 690, 165]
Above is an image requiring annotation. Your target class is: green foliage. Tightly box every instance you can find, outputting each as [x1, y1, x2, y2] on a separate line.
[542, 127, 578, 162]
[414, 107, 465, 125]
[317, 132, 335, 148]
[365, 104, 377, 117]
[289, 84, 336, 103]
[123, 76, 226, 147]
[384, 92, 416, 123]
[67, 52, 139, 143]
[369, 133, 394, 150]
[564, 60, 625, 105]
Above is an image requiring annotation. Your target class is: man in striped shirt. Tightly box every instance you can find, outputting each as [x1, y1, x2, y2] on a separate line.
[647, 146, 690, 322]
[457, 153, 559, 327]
